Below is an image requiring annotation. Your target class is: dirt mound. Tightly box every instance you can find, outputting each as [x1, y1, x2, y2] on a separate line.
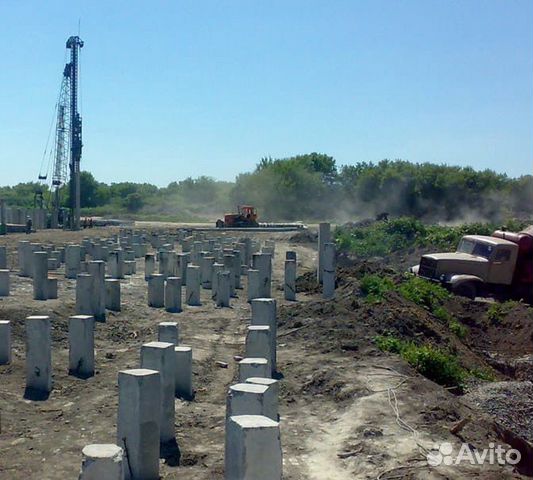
[295, 271, 321, 294]
[289, 230, 318, 244]
[296, 263, 396, 294]
[287, 262, 533, 383]
[447, 301, 533, 363]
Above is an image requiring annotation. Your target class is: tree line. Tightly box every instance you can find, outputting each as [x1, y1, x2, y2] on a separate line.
[1, 154, 531, 223]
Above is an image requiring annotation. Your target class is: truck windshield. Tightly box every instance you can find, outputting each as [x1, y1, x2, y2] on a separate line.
[457, 239, 493, 259]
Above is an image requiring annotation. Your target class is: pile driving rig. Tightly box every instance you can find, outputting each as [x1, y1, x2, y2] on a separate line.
[38, 35, 84, 230]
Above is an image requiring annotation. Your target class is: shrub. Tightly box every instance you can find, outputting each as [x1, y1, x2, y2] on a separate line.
[124, 193, 144, 212]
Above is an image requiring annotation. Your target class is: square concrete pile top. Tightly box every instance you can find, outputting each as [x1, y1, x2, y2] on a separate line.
[175, 346, 192, 353]
[247, 326, 270, 332]
[119, 368, 159, 377]
[230, 383, 269, 395]
[231, 414, 279, 429]
[239, 358, 268, 366]
[245, 377, 278, 387]
[142, 341, 174, 349]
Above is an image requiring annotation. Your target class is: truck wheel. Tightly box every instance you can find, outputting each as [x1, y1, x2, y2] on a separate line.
[216, 219, 224, 228]
[453, 282, 477, 300]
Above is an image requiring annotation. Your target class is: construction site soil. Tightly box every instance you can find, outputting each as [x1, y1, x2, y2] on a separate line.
[1, 226, 532, 479]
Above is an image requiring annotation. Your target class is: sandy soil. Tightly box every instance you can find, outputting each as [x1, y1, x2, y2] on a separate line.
[0, 226, 527, 479]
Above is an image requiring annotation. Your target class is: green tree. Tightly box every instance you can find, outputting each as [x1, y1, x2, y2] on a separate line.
[124, 192, 144, 212]
[78, 171, 100, 208]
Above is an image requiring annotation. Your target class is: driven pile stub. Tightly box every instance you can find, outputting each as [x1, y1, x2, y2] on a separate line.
[158, 321, 179, 345]
[239, 357, 270, 382]
[25, 315, 52, 394]
[225, 415, 282, 480]
[175, 345, 193, 399]
[117, 369, 160, 480]
[68, 315, 95, 378]
[245, 377, 279, 421]
[79, 444, 124, 480]
[226, 383, 270, 420]
[140, 342, 177, 445]
[0, 320, 11, 365]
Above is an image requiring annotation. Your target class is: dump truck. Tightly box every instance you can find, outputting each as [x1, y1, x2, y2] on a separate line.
[216, 205, 259, 228]
[409, 226, 533, 302]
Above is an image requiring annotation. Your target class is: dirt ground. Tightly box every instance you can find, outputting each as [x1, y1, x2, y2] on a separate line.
[0, 226, 529, 479]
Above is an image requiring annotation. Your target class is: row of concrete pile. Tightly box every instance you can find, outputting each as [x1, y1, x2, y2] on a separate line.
[225, 297, 282, 479]
[0, 223, 336, 479]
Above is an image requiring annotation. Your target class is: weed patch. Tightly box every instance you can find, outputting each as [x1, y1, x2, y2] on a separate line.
[374, 335, 467, 390]
[374, 335, 495, 390]
[487, 300, 522, 325]
[359, 274, 395, 303]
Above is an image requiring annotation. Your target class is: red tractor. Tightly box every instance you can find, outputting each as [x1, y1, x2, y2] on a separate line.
[216, 205, 259, 228]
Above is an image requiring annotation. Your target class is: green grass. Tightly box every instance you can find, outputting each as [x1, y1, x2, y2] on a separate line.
[398, 275, 450, 310]
[470, 368, 496, 382]
[487, 300, 522, 325]
[448, 319, 468, 339]
[375, 335, 495, 389]
[359, 274, 395, 303]
[399, 276, 468, 338]
[374, 335, 467, 389]
[374, 335, 406, 354]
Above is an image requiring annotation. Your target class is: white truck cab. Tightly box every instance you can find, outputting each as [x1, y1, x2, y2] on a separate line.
[410, 235, 519, 298]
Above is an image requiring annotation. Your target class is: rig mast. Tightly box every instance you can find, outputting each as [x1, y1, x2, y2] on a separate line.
[66, 35, 83, 230]
[42, 36, 84, 229]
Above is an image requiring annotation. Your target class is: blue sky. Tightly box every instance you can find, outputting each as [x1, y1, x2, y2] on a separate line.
[0, 1, 531, 186]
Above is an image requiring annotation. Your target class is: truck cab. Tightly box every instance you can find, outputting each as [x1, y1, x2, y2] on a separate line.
[411, 235, 519, 299]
